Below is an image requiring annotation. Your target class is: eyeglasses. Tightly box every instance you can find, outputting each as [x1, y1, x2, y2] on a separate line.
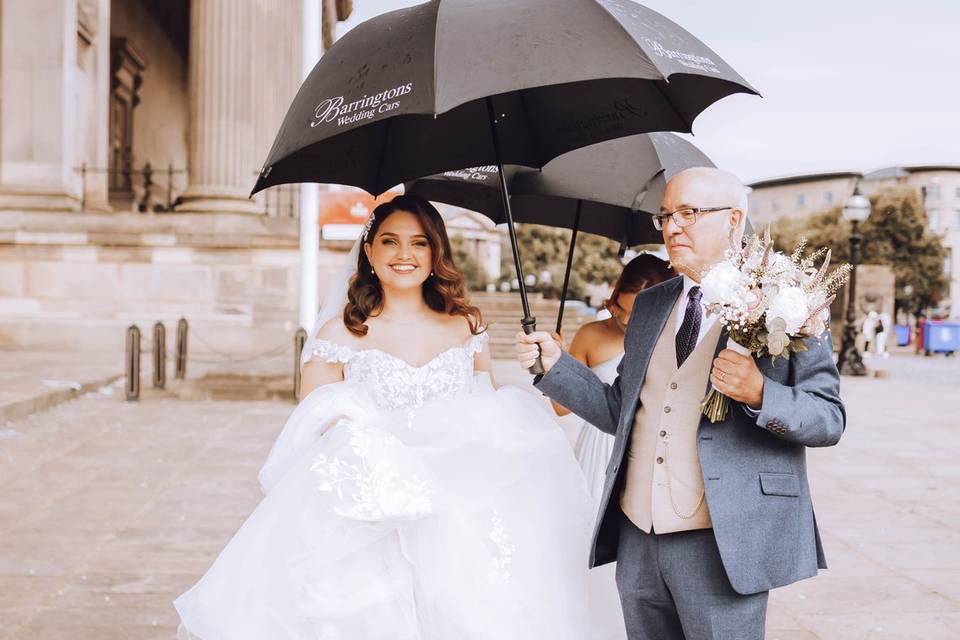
[652, 206, 733, 231]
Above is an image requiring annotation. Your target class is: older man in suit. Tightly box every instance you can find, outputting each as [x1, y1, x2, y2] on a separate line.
[516, 167, 845, 640]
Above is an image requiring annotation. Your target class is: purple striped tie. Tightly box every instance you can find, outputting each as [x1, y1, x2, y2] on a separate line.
[676, 286, 702, 367]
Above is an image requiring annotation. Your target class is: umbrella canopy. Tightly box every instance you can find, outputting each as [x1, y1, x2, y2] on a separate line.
[251, 0, 757, 196]
[406, 132, 715, 246]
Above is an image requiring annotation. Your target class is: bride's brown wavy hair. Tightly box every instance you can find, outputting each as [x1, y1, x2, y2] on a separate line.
[344, 194, 484, 337]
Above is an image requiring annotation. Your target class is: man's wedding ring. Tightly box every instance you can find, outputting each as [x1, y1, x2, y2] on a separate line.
[719, 372, 726, 383]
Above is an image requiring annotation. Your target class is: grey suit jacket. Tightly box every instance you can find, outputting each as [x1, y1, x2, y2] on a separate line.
[535, 276, 845, 595]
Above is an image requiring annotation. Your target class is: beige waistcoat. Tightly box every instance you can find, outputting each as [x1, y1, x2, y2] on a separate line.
[619, 295, 722, 534]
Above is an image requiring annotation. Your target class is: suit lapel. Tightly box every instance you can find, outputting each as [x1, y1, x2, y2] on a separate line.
[621, 276, 683, 420]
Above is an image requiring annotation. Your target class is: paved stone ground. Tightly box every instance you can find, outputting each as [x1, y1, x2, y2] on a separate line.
[0, 353, 957, 639]
[0, 350, 121, 422]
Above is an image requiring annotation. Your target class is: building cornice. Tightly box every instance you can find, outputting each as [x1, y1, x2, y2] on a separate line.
[748, 171, 862, 190]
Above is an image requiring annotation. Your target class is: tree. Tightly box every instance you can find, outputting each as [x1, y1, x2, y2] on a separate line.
[771, 186, 947, 315]
[498, 224, 626, 300]
[449, 235, 488, 291]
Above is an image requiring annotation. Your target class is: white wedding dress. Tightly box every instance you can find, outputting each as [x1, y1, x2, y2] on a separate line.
[573, 353, 628, 640]
[174, 330, 596, 640]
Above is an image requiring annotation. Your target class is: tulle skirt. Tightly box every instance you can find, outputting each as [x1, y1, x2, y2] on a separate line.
[575, 421, 627, 640]
[174, 383, 596, 639]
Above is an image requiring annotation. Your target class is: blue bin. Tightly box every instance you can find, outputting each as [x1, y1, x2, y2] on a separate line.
[923, 321, 960, 353]
[894, 324, 911, 346]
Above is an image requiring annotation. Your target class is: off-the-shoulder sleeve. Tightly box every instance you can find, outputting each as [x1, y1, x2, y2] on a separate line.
[308, 339, 357, 364]
[465, 329, 489, 356]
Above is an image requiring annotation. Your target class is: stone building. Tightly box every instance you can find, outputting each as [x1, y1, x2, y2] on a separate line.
[0, 0, 356, 355]
[747, 172, 862, 227]
[1, 0, 307, 216]
[441, 208, 502, 284]
[748, 166, 959, 317]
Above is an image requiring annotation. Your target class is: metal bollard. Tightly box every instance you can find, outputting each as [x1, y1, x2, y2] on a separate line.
[125, 325, 141, 401]
[153, 322, 166, 389]
[175, 318, 188, 379]
[293, 328, 308, 402]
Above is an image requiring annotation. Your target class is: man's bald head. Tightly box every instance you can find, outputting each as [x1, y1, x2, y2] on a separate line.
[668, 166, 749, 224]
[660, 167, 750, 279]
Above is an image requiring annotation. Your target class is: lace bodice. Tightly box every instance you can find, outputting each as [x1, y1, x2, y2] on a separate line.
[308, 331, 489, 412]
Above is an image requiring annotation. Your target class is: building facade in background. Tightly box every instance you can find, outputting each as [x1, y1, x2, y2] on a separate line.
[747, 172, 861, 227]
[1, 0, 306, 216]
[748, 167, 958, 317]
[0, 1, 368, 354]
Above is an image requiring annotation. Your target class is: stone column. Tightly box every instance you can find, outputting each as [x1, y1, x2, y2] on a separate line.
[0, 0, 81, 211]
[250, 0, 303, 217]
[86, 0, 112, 212]
[178, 0, 260, 214]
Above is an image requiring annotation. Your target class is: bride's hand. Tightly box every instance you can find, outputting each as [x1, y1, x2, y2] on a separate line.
[515, 331, 562, 374]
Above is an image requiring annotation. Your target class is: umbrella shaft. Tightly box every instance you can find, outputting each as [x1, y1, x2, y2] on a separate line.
[485, 97, 533, 322]
[557, 202, 582, 334]
[486, 97, 542, 376]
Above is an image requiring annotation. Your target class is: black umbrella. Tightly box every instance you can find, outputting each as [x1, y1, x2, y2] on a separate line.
[406, 132, 717, 332]
[252, 0, 757, 372]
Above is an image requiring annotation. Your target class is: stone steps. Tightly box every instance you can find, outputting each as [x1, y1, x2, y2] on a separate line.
[469, 292, 592, 358]
[170, 372, 295, 402]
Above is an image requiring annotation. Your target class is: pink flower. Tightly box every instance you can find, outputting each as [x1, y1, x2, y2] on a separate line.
[800, 309, 827, 336]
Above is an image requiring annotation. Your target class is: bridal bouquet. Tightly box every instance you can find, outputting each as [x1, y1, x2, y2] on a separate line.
[695, 228, 851, 423]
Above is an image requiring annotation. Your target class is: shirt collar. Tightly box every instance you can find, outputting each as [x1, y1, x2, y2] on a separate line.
[681, 274, 701, 301]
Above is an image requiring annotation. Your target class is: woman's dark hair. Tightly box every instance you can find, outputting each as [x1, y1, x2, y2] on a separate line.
[604, 253, 676, 310]
[344, 194, 484, 337]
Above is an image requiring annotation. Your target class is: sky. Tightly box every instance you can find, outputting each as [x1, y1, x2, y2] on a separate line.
[337, 0, 960, 185]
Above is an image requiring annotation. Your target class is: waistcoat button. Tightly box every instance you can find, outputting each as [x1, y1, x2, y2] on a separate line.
[670, 382, 678, 390]
[660, 430, 667, 437]
[656, 457, 664, 464]
[664, 406, 672, 414]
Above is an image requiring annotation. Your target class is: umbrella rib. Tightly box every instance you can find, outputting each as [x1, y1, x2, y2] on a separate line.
[651, 80, 693, 133]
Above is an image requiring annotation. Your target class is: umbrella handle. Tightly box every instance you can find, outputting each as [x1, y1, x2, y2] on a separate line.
[522, 318, 545, 376]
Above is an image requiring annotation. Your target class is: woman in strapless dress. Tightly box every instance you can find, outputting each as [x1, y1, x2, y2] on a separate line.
[551, 253, 675, 640]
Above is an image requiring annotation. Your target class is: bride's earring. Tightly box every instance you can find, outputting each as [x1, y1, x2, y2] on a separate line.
[430, 271, 434, 277]
[370, 268, 376, 276]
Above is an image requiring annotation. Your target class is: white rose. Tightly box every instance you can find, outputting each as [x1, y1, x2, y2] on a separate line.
[765, 286, 810, 335]
[700, 261, 748, 307]
[769, 252, 792, 272]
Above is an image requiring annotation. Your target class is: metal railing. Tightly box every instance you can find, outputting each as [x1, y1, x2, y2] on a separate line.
[75, 163, 300, 217]
[75, 162, 187, 213]
[265, 184, 299, 218]
[252, 170, 300, 218]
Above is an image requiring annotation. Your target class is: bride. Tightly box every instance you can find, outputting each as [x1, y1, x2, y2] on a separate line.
[174, 194, 596, 639]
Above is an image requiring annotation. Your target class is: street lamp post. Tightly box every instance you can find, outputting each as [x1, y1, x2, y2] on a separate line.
[837, 186, 872, 376]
